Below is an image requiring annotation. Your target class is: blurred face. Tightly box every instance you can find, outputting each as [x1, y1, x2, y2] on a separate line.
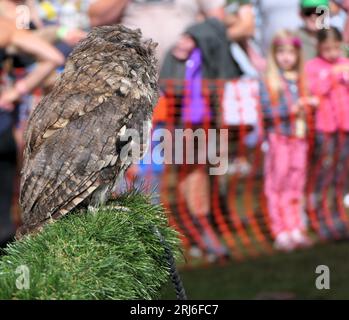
[301, 8, 322, 33]
[318, 39, 342, 63]
[171, 34, 196, 61]
[275, 45, 298, 71]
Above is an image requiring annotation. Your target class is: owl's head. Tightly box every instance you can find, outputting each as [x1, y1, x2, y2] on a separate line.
[63, 25, 159, 108]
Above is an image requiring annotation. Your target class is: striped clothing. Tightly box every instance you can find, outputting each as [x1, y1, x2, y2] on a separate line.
[259, 77, 300, 137]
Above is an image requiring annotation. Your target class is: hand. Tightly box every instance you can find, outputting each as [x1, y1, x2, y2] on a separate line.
[307, 96, 320, 108]
[299, 96, 320, 107]
[171, 34, 196, 61]
[342, 71, 349, 83]
[332, 63, 349, 74]
[290, 103, 301, 114]
[62, 29, 87, 46]
[332, 64, 349, 84]
[0, 88, 20, 112]
[223, 13, 239, 28]
[332, 0, 349, 12]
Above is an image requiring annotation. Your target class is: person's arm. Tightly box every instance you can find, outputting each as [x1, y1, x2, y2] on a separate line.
[331, 0, 349, 42]
[225, 4, 255, 42]
[88, 0, 130, 26]
[0, 18, 64, 110]
[0, 18, 14, 47]
[33, 26, 87, 46]
[342, 1, 349, 43]
[344, 17, 349, 43]
[5, 21, 64, 66]
[26, 0, 44, 28]
[6, 25, 87, 53]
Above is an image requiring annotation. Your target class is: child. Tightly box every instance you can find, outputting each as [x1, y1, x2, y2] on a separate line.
[260, 30, 316, 251]
[305, 27, 349, 240]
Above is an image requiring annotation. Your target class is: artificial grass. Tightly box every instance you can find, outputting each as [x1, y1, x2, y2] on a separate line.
[0, 192, 180, 300]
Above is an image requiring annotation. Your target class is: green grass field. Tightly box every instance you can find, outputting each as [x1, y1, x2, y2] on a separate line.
[161, 241, 349, 300]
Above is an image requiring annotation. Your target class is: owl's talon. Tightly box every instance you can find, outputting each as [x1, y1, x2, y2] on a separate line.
[106, 205, 131, 212]
[88, 205, 99, 215]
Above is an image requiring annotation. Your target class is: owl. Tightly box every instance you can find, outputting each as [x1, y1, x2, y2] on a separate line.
[18, 25, 159, 237]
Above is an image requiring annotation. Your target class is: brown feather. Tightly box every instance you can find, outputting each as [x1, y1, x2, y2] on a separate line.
[19, 25, 159, 236]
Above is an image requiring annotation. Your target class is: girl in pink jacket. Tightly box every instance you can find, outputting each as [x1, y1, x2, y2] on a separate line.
[305, 27, 349, 240]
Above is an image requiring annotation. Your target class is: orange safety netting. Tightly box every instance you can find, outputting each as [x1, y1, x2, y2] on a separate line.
[134, 78, 349, 267]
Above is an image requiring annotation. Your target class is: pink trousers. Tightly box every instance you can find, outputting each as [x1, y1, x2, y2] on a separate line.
[264, 133, 308, 237]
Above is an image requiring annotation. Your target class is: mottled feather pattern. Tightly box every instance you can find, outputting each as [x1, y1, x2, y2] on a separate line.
[19, 25, 159, 236]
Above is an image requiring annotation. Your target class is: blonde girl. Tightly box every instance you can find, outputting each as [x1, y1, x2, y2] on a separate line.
[260, 30, 317, 251]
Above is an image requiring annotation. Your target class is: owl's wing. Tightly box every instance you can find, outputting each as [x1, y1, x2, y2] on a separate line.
[25, 89, 107, 156]
[20, 96, 135, 231]
[24, 50, 134, 153]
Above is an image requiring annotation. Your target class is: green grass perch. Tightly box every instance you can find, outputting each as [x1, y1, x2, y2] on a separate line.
[0, 193, 181, 300]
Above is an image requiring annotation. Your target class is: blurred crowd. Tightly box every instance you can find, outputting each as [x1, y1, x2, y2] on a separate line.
[1, 0, 349, 257]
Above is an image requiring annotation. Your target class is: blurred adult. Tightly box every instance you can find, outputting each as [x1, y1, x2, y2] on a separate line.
[254, 0, 303, 54]
[0, 0, 85, 150]
[297, 0, 349, 61]
[297, 0, 330, 61]
[169, 1, 262, 76]
[160, 12, 249, 260]
[330, 0, 347, 32]
[88, 0, 226, 67]
[332, 0, 349, 43]
[224, 0, 255, 42]
[224, 0, 266, 75]
[163, 18, 242, 80]
[0, 17, 63, 246]
[0, 18, 64, 110]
